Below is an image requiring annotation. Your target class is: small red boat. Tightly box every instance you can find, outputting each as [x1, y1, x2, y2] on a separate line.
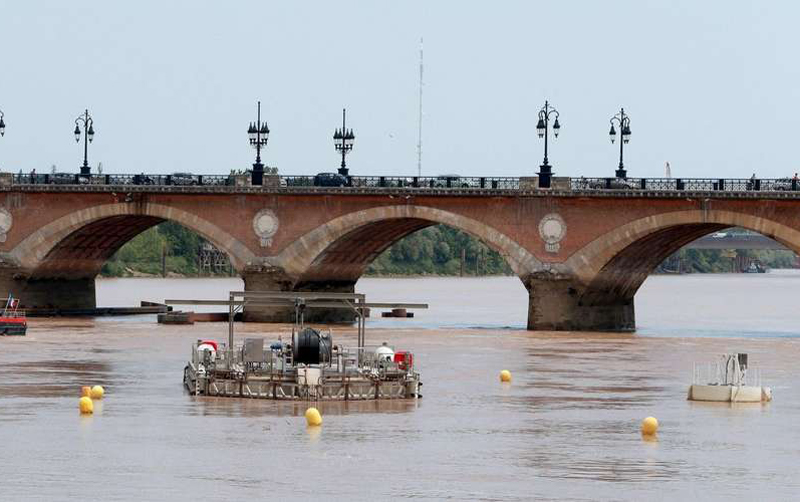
[0, 296, 26, 336]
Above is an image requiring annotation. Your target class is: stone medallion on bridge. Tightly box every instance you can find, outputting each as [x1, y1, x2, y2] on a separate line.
[538, 213, 566, 253]
[0, 207, 12, 243]
[253, 209, 280, 247]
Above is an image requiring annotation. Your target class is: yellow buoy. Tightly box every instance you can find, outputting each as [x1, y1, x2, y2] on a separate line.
[305, 407, 322, 426]
[641, 416, 659, 435]
[90, 385, 105, 400]
[79, 396, 94, 414]
[499, 370, 512, 382]
[81, 386, 91, 397]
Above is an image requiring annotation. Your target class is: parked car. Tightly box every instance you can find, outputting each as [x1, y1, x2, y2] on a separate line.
[770, 178, 795, 191]
[579, 177, 637, 190]
[313, 172, 348, 187]
[133, 174, 155, 185]
[432, 174, 472, 188]
[49, 173, 88, 185]
[170, 172, 198, 185]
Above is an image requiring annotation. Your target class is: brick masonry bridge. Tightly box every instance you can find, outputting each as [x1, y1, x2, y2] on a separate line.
[2, 181, 800, 331]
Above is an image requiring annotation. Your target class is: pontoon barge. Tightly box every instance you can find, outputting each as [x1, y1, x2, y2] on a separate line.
[174, 292, 425, 401]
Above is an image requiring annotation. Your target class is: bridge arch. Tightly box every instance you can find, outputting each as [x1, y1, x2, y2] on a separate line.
[9, 202, 256, 275]
[533, 209, 800, 331]
[271, 204, 540, 284]
[566, 209, 800, 285]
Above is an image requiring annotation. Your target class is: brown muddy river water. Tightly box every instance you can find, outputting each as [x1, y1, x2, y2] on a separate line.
[2, 274, 800, 500]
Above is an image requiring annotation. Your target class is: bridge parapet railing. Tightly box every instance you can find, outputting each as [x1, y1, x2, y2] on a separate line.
[10, 173, 237, 187]
[348, 176, 520, 189]
[570, 177, 797, 192]
[5, 173, 800, 193]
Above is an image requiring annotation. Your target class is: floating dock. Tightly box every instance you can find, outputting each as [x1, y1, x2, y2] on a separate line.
[173, 292, 426, 401]
[688, 353, 772, 403]
[26, 305, 170, 317]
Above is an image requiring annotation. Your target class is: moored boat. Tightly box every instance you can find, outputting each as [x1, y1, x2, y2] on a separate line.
[0, 296, 26, 336]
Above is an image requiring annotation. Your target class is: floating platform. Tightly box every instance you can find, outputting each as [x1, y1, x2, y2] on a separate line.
[688, 384, 771, 403]
[688, 353, 772, 403]
[158, 311, 194, 324]
[27, 301, 171, 317]
[183, 338, 420, 401]
[179, 291, 425, 402]
[25, 305, 169, 317]
[158, 311, 241, 324]
[381, 308, 414, 318]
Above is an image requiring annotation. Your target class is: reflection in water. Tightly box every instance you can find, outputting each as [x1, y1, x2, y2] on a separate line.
[1, 275, 800, 499]
[306, 425, 322, 443]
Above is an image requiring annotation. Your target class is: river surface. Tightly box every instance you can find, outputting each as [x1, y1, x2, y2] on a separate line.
[2, 273, 800, 500]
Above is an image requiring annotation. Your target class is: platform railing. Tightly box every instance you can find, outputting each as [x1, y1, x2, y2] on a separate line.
[6, 173, 800, 193]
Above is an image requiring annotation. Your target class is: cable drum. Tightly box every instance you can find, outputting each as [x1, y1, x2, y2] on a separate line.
[293, 327, 333, 365]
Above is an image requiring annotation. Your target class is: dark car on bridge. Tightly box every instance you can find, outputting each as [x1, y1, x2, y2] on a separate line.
[768, 178, 796, 191]
[431, 175, 474, 188]
[579, 177, 638, 190]
[133, 174, 155, 185]
[170, 172, 199, 185]
[313, 172, 348, 187]
[49, 173, 88, 185]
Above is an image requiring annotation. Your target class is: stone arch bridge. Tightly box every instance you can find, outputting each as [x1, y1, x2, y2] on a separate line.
[2, 184, 799, 331]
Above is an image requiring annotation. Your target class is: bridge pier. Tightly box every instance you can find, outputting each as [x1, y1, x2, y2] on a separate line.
[0, 269, 96, 310]
[241, 268, 357, 323]
[524, 273, 635, 332]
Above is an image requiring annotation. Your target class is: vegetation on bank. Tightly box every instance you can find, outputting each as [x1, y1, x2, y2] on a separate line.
[99, 223, 797, 278]
[365, 226, 512, 276]
[656, 248, 797, 273]
[100, 221, 224, 277]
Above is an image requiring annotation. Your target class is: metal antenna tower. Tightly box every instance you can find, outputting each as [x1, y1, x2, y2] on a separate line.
[417, 37, 424, 178]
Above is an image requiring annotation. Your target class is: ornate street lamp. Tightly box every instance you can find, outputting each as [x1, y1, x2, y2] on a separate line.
[333, 108, 355, 177]
[609, 108, 632, 178]
[247, 101, 269, 186]
[536, 100, 560, 188]
[74, 109, 95, 176]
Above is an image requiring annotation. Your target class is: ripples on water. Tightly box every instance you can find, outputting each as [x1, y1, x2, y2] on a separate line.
[0, 274, 799, 500]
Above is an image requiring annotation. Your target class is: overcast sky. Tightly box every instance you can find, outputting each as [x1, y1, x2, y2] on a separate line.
[0, 1, 796, 179]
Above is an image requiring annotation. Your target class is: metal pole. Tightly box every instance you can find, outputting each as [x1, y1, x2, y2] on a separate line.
[256, 101, 262, 165]
[83, 110, 89, 171]
[543, 101, 549, 166]
[161, 243, 166, 277]
[341, 108, 347, 171]
[619, 109, 624, 173]
[417, 37, 423, 178]
[228, 291, 235, 357]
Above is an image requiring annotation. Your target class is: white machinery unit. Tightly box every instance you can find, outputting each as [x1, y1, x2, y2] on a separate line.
[688, 353, 772, 403]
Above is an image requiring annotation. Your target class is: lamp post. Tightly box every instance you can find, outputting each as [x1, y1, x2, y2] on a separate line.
[333, 108, 355, 177]
[247, 101, 269, 186]
[0, 109, 5, 172]
[609, 108, 631, 178]
[73, 109, 95, 176]
[535, 100, 560, 188]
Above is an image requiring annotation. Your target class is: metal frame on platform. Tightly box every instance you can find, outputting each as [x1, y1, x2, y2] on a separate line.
[165, 291, 427, 362]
